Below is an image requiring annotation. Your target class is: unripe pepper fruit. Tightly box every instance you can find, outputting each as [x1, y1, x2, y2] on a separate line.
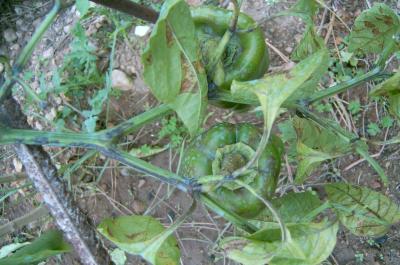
[191, 6, 269, 107]
[182, 123, 283, 218]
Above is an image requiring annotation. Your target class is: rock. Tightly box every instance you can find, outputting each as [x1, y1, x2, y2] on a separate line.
[3, 28, 17, 43]
[111, 69, 134, 91]
[33, 18, 42, 28]
[13, 158, 23, 173]
[0, 63, 4, 74]
[120, 167, 133, 177]
[138, 179, 146, 189]
[42, 47, 54, 59]
[14, 6, 23, 15]
[134, 25, 150, 37]
[63, 25, 71, 34]
[133, 200, 146, 214]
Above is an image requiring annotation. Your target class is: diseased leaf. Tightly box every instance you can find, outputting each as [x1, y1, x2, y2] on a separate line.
[0, 230, 71, 265]
[279, 0, 319, 26]
[98, 215, 180, 265]
[295, 142, 337, 184]
[253, 191, 324, 224]
[370, 70, 400, 120]
[231, 50, 328, 138]
[325, 183, 400, 236]
[222, 221, 338, 265]
[293, 117, 350, 182]
[291, 26, 325, 61]
[348, 3, 400, 56]
[142, 0, 207, 136]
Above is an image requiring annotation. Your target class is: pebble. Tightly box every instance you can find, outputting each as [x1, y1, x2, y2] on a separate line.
[33, 18, 42, 28]
[120, 167, 132, 177]
[138, 179, 146, 189]
[111, 69, 134, 91]
[3, 28, 17, 43]
[0, 63, 4, 74]
[63, 25, 71, 34]
[42, 47, 54, 59]
[13, 158, 23, 172]
[134, 25, 150, 37]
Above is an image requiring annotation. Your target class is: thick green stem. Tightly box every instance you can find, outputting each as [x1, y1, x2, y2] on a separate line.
[200, 193, 257, 233]
[100, 104, 172, 141]
[0, 127, 189, 192]
[307, 67, 382, 104]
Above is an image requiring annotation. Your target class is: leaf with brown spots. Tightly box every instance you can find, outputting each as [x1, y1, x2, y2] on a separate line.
[326, 183, 400, 236]
[349, 3, 399, 56]
[142, 0, 207, 136]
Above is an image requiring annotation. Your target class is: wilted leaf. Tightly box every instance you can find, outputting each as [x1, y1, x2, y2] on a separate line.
[291, 26, 325, 61]
[98, 215, 180, 265]
[142, 0, 207, 135]
[231, 50, 328, 137]
[0, 230, 71, 265]
[253, 191, 324, 225]
[222, 221, 338, 265]
[325, 183, 400, 236]
[348, 3, 400, 57]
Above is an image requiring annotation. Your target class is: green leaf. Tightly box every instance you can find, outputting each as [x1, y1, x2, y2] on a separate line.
[325, 183, 400, 236]
[98, 215, 180, 265]
[348, 3, 400, 56]
[291, 26, 325, 61]
[295, 142, 338, 184]
[370, 70, 400, 120]
[142, 0, 208, 136]
[253, 191, 325, 224]
[0, 230, 71, 265]
[222, 221, 338, 265]
[129, 144, 169, 158]
[280, 0, 319, 26]
[231, 50, 328, 137]
[0, 243, 30, 259]
[75, 0, 90, 16]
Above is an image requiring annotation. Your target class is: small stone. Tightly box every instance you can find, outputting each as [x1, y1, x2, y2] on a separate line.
[0, 63, 4, 74]
[42, 47, 54, 59]
[63, 25, 71, 34]
[134, 25, 150, 37]
[285, 47, 293, 53]
[133, 200, 146, 214]
[10, 43, 20, 51]
[16, 19, 24, 28]
[14, 6, 23, 15]
[120, 167, 132, 177]
[138, 179, 146, 189]
[16, 31, 24, 40]
[3, 28, 17, 43]
[13, 158, 23, 173]
[111, 69, 134, 91]
[45, 108, 57, 121]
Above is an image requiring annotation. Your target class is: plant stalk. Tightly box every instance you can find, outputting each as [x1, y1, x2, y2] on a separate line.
[307, 67, 382, 104]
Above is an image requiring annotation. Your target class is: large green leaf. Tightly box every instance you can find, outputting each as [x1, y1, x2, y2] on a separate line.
[98, 215, 180, 265]
[348, 3, 400, 56]
[370, 70, 400, 120]
[142, 0, 208, 136]
[222, 221, 338, 265]
[0, 230, 71, 265]
[325, 183, 400, 236]
[231, 50, 328, 136]
[253, 191, 324, 225]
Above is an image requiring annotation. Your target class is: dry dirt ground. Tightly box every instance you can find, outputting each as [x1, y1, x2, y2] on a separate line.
[1, 0, 400, 264]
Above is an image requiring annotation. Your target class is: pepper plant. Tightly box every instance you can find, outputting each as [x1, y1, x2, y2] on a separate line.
[0, 0, 400, 264]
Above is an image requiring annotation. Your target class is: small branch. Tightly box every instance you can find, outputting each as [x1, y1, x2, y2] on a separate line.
[90, 0, 159, 23]
[0, 205, 49, 237]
